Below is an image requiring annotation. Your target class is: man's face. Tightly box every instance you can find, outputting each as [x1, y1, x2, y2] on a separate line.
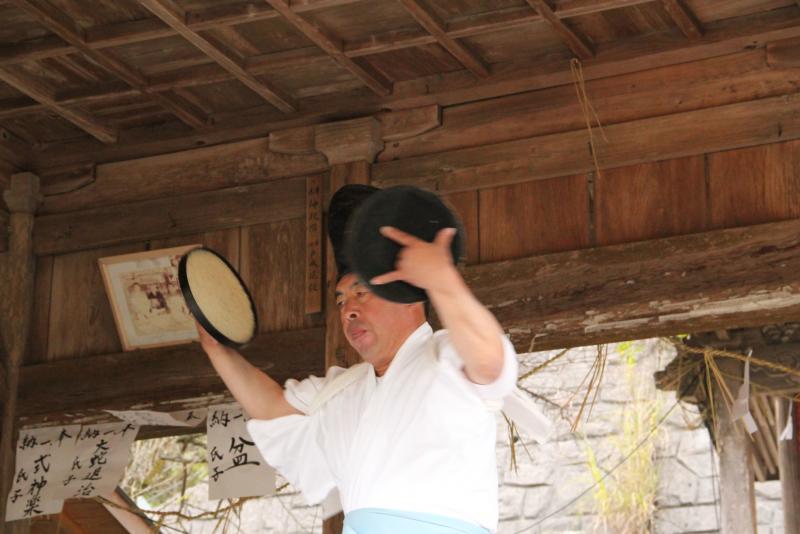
[335, 273, 421, 364]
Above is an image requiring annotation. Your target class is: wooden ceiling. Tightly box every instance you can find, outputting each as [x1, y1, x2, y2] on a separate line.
[0, 0, 798, 172]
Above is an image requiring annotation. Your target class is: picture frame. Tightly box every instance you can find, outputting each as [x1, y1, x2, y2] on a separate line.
[98, 245, 202, 351]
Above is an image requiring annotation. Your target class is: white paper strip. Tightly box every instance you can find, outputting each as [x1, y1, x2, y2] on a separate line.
[106, 408, 206, 427]
[48, 422, 139, 500]
[780, 406, 794, 441]
[731, 350, 758, 434]
[207, 403, 275, 500]
[502, 388, 555, 444]
[5, 425, 80, 521]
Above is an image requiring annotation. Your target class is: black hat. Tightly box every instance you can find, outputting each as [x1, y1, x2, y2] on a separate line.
[345, 186, 464, 303]
[328, 184, 380, 279]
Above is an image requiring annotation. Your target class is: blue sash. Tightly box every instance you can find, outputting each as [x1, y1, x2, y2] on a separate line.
[343, 508, 490, 533]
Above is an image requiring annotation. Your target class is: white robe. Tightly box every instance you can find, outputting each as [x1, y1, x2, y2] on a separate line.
[247, 322, 518, 531]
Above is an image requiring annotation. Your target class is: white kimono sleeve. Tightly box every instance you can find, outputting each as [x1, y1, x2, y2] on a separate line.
[245, 366, 347, 505]
[433, 329, 519, 400]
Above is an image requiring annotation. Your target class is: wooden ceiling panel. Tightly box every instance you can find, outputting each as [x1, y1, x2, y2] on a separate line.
[361, 43, 464, 82]
[461, 20, 567, 64]
[181, 79, 266, 113]
[214, 17, 315, 55]
[176, 0, 247, 11]
[0, 2, 52, 43]
[428, 0, 529, 22]
[1, 112, 88, 143]
[568, 2, 676, 45]
[47, 0, 151, 29]
[304, 0, 421, 43]
[111, 35, 213, 76]
[683, 0, 795, 24]
[263, 59, 360, 97]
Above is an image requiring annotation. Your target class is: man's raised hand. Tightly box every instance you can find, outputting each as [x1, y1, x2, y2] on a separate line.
[369, 226, 460, 291]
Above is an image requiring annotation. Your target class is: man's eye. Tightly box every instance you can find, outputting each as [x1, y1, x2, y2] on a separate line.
[336, 300, 344, 308]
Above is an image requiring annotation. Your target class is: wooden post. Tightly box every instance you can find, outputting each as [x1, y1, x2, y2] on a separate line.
[316, 118, 382, 534]
[776, 398, 800, 534]
[713, 357, 757, 534]
[0, 173, 40, 534]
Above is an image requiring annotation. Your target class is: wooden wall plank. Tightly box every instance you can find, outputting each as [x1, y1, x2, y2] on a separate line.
[34, 176, 306, 256]
[441, 190, 479, 264]
[149, 228, 240, 270]
[0, 208, 7, 253]
[595, 156, 707, 245]
[372, 93, 800, 194]
[240, 217, 315, 332]
[708, 139, 800, 228]
[46, 243, 146, 361]
[39, 138, 327, 215]
[26, 255, 53, 364]
[479, 175, 590, 262]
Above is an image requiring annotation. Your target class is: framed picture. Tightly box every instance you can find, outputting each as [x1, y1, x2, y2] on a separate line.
[99, 245, 201, 351]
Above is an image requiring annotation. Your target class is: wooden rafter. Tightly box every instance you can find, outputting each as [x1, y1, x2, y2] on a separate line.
[19, 5, 800, 167]
[138, 0, 296, 113]
[525, 0, 594, 59]
[264, 0, 393, 96]
[662, 0, 704, 39]
[0, 67, 117, 143]
[8, 0, 208, 129]
[0, 0, 678, 117]
[398, 0, 489, 78]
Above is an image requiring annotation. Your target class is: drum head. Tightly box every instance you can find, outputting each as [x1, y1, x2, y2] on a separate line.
[178, 247, 258, 348]
[345, 186, 464, 303]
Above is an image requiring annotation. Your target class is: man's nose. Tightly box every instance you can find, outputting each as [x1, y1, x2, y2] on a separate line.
[342, 300, 360, 320]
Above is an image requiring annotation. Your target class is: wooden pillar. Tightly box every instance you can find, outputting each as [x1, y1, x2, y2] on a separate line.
[316, 118, 382, 534]
[713, 357, 757, 534]
[0, 173, 40, 533]
[776, 398, 800, 534]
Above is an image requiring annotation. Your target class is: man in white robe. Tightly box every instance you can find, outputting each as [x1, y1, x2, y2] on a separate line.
[197, 188, 518, 533]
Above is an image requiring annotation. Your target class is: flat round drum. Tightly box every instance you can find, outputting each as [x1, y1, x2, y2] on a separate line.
[178, 247, 257, 348]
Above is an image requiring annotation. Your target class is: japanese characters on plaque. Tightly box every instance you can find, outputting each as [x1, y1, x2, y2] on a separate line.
[206, 403, 275, 500]
[305, 175, 323, 314]
[6, 404, 277, 522]
[5, 422, 139, 521]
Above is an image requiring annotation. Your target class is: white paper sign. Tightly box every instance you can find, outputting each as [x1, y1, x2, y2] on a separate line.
[106, 408, 206, 427]
[780, 407, 794, 441]
[48, 422, 139, 500]
[206, 403, 275, 500]
[5, 425, 79, 521]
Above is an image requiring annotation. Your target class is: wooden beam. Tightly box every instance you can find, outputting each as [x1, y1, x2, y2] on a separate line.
[8, 0, 208, 129]
[0, 173, 39, 534]
[0, 68, 117, 143]
[372, 92, 800, 193]
[398, 0, 489, 78]
[264, 0, 392, 96]
[768, 37, 800, 68]
[525, 0, 593, 59]
[464, 218, 800, 352]
[138, 0, 297, 113]
[714, 358, 757, 533]
[15, 328, 325, 424]
[34, 175, 307, 255]
[662, 0, 704, 39]
[29, 6, 800, 169]
[101, 488, 156, 534]
[776, 398, 800, 534]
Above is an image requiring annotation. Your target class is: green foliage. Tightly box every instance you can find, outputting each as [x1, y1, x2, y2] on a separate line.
[583, 347, 663, 534]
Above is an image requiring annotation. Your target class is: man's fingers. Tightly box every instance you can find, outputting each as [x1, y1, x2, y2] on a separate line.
[370, 270, 404, 285]
[434, 227, 457, 247]
[379, 226, 419, 246]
